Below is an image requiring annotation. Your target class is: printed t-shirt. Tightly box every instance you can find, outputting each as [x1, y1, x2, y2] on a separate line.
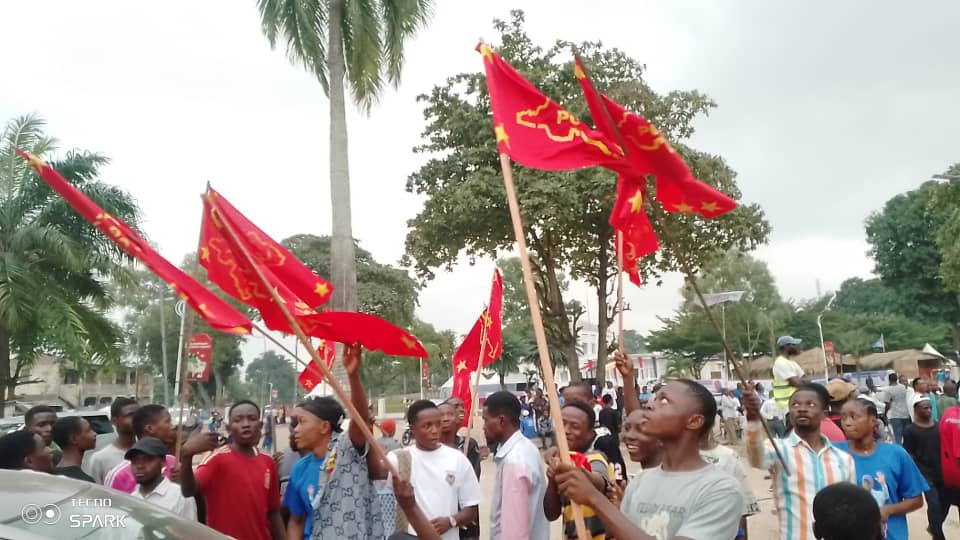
[834, 442, 928, 540]
[195, 445, 281, 540]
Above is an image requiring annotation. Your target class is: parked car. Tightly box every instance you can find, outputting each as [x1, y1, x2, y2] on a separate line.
[0, 411, 115, 473]
[0, 469, 229, 539]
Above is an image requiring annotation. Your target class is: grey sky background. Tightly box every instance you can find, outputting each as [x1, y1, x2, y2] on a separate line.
[2, 1, 957, 363]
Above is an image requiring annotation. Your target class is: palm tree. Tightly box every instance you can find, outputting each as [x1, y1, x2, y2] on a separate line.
[0, 114, 141, 416]
[256, 0, 433, 386]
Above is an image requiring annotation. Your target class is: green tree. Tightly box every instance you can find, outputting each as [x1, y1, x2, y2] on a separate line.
[928, 164, 960, 293]
[647, 311, 722, 379]
[833, 277, 908, 317]
[866, 181, 960, 349]
[404, 11, 768, 383]
[0, 115, 142, 416]
[256, 0, 434, 388]
[621, 329, 645, 354]
[246, 351, 298, 404]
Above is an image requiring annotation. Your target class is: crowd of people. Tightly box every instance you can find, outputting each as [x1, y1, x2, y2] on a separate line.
[1, 337, 960, 540]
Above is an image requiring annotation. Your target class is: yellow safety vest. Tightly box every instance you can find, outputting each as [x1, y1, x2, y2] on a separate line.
[772, 356, 798, 407]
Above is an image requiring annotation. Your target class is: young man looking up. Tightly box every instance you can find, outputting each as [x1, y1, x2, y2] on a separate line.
[180, 400, 283, 540]
[127, 437, 196, 520]
[89, 397, 139, 484]
[543, 401, 616, 539]
[743, 383, 856, 540]
[554, 380, 744, 539]
[482, 390, 549, 540]
[51, 416, 96, 482]
[104, 404, 178, 492]
[388, 400, 481, 540]
[24, 405, 60, 466]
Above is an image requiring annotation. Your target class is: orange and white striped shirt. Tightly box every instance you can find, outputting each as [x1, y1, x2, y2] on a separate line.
[746, 421, 856, 540]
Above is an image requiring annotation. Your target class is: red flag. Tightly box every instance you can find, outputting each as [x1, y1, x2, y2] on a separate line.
[453, 269, 504, 369]
[200, 191, 428, 357]
[478, 43, 624, 171]
[298, 340, 336, 391]
[610, 177, 658, 286]
[451, 365, 473, 428]
[16, 150, 251, 335]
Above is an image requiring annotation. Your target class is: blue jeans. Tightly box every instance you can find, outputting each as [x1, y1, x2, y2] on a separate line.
[889, 417, 910, 445]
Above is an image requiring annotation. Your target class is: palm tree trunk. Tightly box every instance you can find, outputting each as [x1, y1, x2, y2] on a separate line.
[0, 325, 9, 418]
[595, 228, 611, 389]
[327, 0, 356, 393]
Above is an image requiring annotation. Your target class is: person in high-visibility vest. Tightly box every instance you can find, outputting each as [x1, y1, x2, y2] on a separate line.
[772, 336, 805, 409]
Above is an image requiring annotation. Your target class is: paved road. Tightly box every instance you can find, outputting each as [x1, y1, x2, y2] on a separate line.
[273, 423, 960, 538]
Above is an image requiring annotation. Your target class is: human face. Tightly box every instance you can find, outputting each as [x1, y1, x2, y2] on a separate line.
[74, 419, 97, 452]
[24, 434, 53, 473]
[411, 407, 442, 451]
[916, 379, 930, 394]
[228, 404, 261, 448]
[641, 381, 703, 440]
[482, 407, 506, 446]
[449, 398, 466, 426]
[288, 415, 300, 452]
[114, 404, 140, 437]
[146, 411, 176, 446]
[438, 403, 457, 435]
[27, 412, 56, 446]
[561, 406, 593, 453]
[914, 401, 933, 422]
[840, 400, 876, 441]
[788, 390, 825, 431]
[130, 454, 164, 485]
[622, 410, 659, 462]
[293, 407, 332, 452]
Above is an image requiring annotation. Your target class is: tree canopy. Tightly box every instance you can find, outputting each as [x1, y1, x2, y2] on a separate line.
[245, 350, 298, 404]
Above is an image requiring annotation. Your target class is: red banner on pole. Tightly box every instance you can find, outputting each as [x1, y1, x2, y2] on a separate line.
[186, 334, 213, 382]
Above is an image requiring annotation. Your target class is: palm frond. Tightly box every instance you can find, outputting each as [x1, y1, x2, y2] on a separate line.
[258, 0, 329, 90]
[342, 0, 385, 110]
[381, 0, 433, 87]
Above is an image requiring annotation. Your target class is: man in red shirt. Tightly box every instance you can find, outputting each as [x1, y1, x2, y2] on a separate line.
[180, 400, 284, 540]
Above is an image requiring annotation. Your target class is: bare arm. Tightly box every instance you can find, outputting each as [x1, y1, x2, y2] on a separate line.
[343, 343, 369, 450]
[285, 514, 305, 540]
[614, 352, 642, 414]
[742, 390, 769, 469]
[882, 495, 923, 519]
[177, 430, 223, 497]
[554, 465, 659, 540]
[268, 509, 285, 540]
[394, 476, 442, 540]
[544, 475, 563, 522]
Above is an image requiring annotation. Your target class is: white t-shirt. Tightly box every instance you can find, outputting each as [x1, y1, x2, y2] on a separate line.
[602, 387, 618, 410]
[88, 444, 127, 485]
[720, 395, 740, 419]
[773, 356, 804, 383]
[388, 445, 483, 540]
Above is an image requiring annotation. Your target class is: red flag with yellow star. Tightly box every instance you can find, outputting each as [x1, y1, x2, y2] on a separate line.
[450, 269, 504, 425]
[610, 177, 658, 286]
[298, 340, 336, 391]
[573, 56, 737, 219]
[200, 192, 429, 357]
[15, 149, 251, 335]
[478, 43, 623, 171]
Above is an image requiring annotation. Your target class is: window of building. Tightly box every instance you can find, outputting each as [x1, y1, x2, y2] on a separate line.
[115, 372, 127, 385]
[99, 396, 112, 405]
[83, 397, 97, 407]
[63, 370, 79, 385]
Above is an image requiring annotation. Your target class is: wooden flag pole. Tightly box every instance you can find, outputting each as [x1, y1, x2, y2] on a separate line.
[252, 323, 326, 378]
[616, 232, 626, 355]
[497, 153, 590, 540]
[206, 193, 399, 479]
[462, 315, 489, 457]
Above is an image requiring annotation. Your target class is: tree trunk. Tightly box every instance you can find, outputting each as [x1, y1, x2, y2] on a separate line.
[327, 0, 356, 394]
[0, 325, 9, 418]
[595, 235, 610, 389]
[539, 247, 580, 383]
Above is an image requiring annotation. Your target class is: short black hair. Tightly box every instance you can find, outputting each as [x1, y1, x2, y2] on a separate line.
[483, 391, 521, 426]
[132, 404, 168, 438]
[0, 431, 38, 469]
[24, 405, 56, 426]
[911, 377, 921, 389]
[51, 416, 85, 449]
[110, 397, 138, 418]
[675, 379, 717, 435]
[229, 400, 261, 420]
[297, 397, 344, 433]
[792, 383, 830, 409]
[601, 394, 613, 405]
[812, 482, 882, 540]
[562, 401, 596, 427]
[887, 373, 898, 384]
[406, 400, 438, 426]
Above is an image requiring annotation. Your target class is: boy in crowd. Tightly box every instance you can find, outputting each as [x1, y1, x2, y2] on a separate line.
[128, 437, 196, 520]
[24, 405, 60, 465]
[0, 430, 53, 472]
[89, 397, 139, 484]
[51, 416, 96, 482]
[104, 404, 178, 492]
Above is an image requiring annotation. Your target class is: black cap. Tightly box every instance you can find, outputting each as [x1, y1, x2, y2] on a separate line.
[124, 437, 167, 460]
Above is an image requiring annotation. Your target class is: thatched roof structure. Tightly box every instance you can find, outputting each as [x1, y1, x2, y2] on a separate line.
[746, 347, 947, 379]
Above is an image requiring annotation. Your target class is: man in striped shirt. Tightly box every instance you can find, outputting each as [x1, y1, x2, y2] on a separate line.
[744, 383, 856, 540]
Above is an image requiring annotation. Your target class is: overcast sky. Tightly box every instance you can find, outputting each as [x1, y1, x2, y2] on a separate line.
[3, 1, 957, 365]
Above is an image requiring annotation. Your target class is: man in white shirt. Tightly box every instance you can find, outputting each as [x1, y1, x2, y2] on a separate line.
[601, 381, 618, 411]
[720, 389, 742, 445]
[88, 397, 139, 484]
[482, 391, 549, 540]
[388, 400, 481, 540]
[126, 437, 196, 520]
[760, 395, 787, 438]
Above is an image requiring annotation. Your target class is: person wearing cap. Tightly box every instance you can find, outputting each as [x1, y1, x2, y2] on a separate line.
[825, 379, 859, 437]
[378, 418, 401, 453]
[903, 395, 950, 540]
[128, 437, 196, 520]
[773, 336, 805, 410]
